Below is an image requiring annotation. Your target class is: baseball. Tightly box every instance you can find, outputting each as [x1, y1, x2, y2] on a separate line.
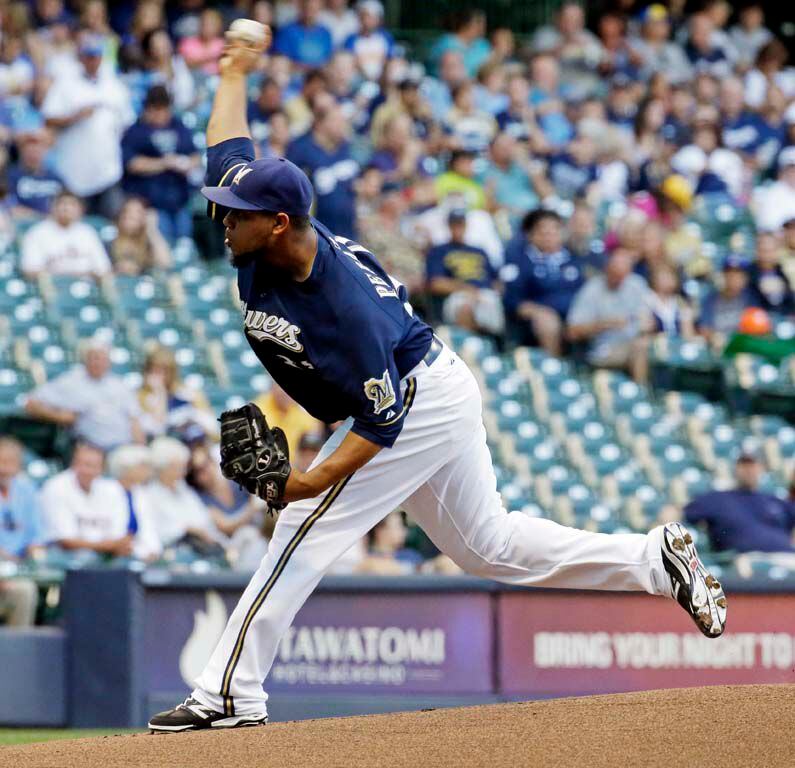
[227, 18, 268, 46]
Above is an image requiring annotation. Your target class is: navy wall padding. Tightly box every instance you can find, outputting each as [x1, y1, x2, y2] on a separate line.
[0, 627, 66, 726]
[64, 568, 144, 727]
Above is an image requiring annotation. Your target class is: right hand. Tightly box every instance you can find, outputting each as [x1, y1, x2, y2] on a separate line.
[219, 26, 271, 77]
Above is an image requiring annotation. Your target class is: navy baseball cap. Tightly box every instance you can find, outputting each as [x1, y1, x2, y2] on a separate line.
[201, 157, 314, 217]
[722, 253, 750, 271]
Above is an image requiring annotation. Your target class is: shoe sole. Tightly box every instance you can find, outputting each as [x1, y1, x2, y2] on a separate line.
[148, 716, 268, 733]
[662, 523, 727, 638]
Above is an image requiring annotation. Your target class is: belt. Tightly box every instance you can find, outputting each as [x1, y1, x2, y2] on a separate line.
[422, 334, 443, 367]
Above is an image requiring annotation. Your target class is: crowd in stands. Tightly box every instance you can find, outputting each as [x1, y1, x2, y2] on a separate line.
[2, 0, 795, 625]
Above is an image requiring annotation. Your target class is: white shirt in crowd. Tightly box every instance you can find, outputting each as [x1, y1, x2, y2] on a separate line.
[21, 218, 111, 277]
[28, 366, 140, 451]
[143, 479, 217, 548]
[41, 469, 128, 544]
[40, 469, 161, 559]
[752, 180, 795, 233]
[41, 67, 134, 196]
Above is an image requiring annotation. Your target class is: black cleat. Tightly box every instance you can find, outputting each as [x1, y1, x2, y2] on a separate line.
[148, 697, 268, 733]
[661, 523, 727, 638]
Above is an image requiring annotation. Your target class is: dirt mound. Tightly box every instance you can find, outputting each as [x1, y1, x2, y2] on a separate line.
[4, 685, 794, 768]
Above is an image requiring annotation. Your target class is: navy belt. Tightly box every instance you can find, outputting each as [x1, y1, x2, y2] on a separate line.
[422, 335, 443, 367]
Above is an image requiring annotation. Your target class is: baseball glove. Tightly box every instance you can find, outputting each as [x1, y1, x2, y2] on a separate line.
[219, 403, 291, 511]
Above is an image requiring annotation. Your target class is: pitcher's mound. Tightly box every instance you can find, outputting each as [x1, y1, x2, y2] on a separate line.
[4, 684, 794, 768]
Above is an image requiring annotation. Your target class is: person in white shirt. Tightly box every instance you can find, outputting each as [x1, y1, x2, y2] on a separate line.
[318, 0, 359, 49]
[25, 337, 144, 451]
[143, 437, 220, 551]
[20, 190, 111, 279]
[41, 32, 134, 218]
[41, 442, 133, 557]
[107, 444, 162, 561]
[752, 147, 795, 233]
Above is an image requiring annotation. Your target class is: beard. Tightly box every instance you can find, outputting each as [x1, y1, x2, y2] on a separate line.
[227, 245, 257, 269]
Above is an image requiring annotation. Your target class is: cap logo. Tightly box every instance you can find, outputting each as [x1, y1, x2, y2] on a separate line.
[232, 167, 254, 186]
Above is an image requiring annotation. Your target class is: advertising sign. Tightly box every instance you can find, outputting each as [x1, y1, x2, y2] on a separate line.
[144, 589, 494, 695]
[498, 592, 795, 696]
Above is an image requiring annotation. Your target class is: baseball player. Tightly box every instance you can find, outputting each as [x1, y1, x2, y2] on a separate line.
[149, 28, 727, 733]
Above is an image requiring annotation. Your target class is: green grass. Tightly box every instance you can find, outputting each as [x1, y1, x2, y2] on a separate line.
[0, 728, 139, 747]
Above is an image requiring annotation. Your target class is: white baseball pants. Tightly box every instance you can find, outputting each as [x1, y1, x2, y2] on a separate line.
[193, 343, 670, 716]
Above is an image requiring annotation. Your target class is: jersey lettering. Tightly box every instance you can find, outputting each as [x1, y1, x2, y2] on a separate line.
[243, 308, 304, 352]
[333, 236, 399, 299]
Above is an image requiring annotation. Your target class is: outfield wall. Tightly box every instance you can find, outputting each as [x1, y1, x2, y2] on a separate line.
[3, 570, 795, 726]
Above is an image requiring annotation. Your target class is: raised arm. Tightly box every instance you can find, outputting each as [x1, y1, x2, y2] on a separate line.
[206, 25, 271, 147]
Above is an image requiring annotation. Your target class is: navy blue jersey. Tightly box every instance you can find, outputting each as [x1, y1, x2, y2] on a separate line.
[207, 137, 433, 448]
[426, 241, 496, 288]
[121, 116, 197, 212]
[286, 132, 359, 239]
[6, 163, 63, 213]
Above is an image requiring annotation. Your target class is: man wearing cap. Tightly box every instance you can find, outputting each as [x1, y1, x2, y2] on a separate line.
[696, 254, 755, 345]
[121, 85, 201, 242]
[149, 27, 727, 733]
[344, 1, 393, 83]
[683, 446, 795, 554]
[41, 31, 133, 218]
[629, 4, 692, 84]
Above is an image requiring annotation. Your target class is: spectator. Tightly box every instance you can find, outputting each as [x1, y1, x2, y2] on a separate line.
[188, 446, 262, 536]
[730, 2, 772, 71]
[697, 254, 755, 345]
[429, 9, 491, 79]
[474, 60, 509, 117]
[719, 76, 772, 163]
[370, 75, 435, 149]
[780, 218, 795, 286]
[683, 13, 732, 79]
[643, 263, 694, 339]
[752, 147, 795, 232]
[6, 129, 64, 217]
[435, 149, 486, 210]
[41, 32, 134, 218]
[481, 133, 547, 228]
[143, 436, 221, 553]
[121, 85, 200, 242]
[273, 0, 333, 69]
[683, 445, 795, 553]
[357, 510, 424, 574]
[532, 1, 604, 92]
[566, 199, 606, 275]
[528, 53, 574, 148]
[319, 0, 360, 49]
[0, 34, 35, 106]
[0, 436, 41, 627]
[426, 209, 504, 336]
[357, 179, 425, 295]
[137, 345, 215, 440]
[253, 383, 323, 460]
[502, 209, 585, 355]
[658, 174, 706, 277]
[40, 442, 134, 559]
[178, 8, 225, 75]
[287, 103, 359, 238]
[25, 337, 144, 452]
[294, 430, 325, 472]
[259, 110, 291, 158]
[748, 232, 794, 313]
[444, 80, 498, 153]
[247, 78, 284, 146]
[109, 196, 172, 275]
[630, 5, 691, 85]
[127, 27, 195, 114]
[496, 74, 545, 148]
[106, 444, 162, 561]
[344, 1, 393, 83]
[368, 113, 424, 185]
[545, 134, 599, 201]
[567, 248, 652, 382]
[743, 39, 793, 110]
[20, 190, 111, 279]
[282, 68, 327, 138]
[422, 49, 467, 122]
